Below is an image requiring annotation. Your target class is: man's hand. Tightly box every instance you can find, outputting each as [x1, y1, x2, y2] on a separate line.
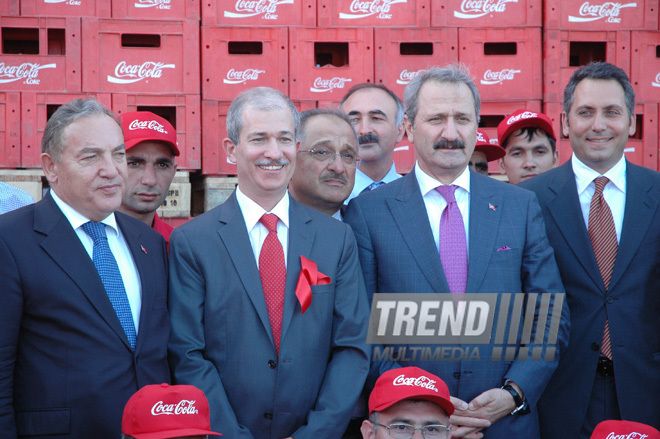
[448, 396, 490, 438]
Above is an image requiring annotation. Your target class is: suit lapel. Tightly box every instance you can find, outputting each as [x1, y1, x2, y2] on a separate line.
[545, 162, 604, 292]
[466, 173, 502, 292]
[609, 164, 659, 290]
[35, 193, 133, 349]
[387, 173, 448, 292]
[217, 193, 275, 346]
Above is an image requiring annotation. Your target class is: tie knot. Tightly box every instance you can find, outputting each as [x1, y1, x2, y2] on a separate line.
[435, 185, 458, 204]
[81, 221, 107, 242]
[260, 213, 279, 233]
[593, 176, 610, 195]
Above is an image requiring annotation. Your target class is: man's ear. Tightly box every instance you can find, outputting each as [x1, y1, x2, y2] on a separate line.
[404, 115, 414, 144]
[223, 138, 237, 164]
[360, 419, 376, 439]
[41, 153, 58, 185]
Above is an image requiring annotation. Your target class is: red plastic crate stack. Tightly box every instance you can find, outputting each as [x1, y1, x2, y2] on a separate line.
[543, 0, 659, 169]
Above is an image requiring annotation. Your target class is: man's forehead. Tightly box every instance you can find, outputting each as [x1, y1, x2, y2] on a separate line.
[344, 88, 397, 111]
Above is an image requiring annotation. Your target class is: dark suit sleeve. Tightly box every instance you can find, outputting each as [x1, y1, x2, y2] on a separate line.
[167, 227, 255, 439]
[0, 236, 21, 437]
[290, 226, 370, 439]
[503, 192, 570, 407]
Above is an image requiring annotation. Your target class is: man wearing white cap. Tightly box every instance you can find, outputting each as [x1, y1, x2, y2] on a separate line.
[119, 111, 179, 247]
[497, 109, 557, 184]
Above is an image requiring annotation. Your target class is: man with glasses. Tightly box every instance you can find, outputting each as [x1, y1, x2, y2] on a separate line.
[361, 367, 453, 439]
[289, 109, 359, 220]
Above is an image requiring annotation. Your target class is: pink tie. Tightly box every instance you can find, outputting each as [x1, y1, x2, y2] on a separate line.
[259, 214, 286, 355]
[435, 185, 468, 294]
[588, 177, 617, 360]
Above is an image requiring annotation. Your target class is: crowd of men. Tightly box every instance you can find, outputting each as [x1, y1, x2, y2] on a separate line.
[0, 61, 658, 439]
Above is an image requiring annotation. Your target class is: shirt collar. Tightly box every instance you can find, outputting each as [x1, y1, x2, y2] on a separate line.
[235, 186, 290, 232]
[572, 154, 627, 195]
[355, 162, 401, 187]
[50, 189, 119, 236]
[414, 162, 471, 196]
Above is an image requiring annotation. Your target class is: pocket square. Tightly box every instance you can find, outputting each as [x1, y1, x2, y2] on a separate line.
[497, 246, 511, 252]
[295, 256, 331, 314]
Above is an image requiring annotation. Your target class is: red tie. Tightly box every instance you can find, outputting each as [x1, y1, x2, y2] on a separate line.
[259, 214, 286, 355]
[588, 177, 617, 360]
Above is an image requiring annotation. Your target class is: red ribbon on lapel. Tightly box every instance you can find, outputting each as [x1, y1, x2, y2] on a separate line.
[295, 256, 331, 314]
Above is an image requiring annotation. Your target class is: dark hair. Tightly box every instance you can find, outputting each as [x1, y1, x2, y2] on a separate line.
[298, 108, 358, 146]
[340, 83, 404, 126]
[501, 126, 556, 154]
[42, 98, 119, 162]
[563, 61, 635, 120]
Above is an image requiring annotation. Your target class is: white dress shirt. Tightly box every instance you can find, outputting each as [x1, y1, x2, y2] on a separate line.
[50, 190, 142, 332]
[415, 163, 471, 255]
[235, 186, 290, 268]
[345, 162, 402, 203]
[572, 154, 626, 242]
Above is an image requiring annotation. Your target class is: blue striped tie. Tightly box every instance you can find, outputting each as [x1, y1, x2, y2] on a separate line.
[82, 221, 137, 349]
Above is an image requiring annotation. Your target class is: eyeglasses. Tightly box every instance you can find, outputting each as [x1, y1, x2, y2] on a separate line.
[297, 148, 359, 166]
[374, 423, 450, 439]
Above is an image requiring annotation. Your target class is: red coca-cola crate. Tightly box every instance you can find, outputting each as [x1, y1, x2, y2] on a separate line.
[543, 102, 658, 171]
[544, 30, 631, 103]
[631, 31, 660, 103]
[21, 0, 110, 17]
[374, 27, 458, 97]
[20, 92, 112, 168]
[458, 27, 542, 101]
[432, 0, 541, 28]
[318, 0, 430, 27]
[203, 0, 316, 27]
[0, 17, 81, 93]
[201, 99, 317, 176]
[112, 93, 201, 170]
[288, 28, 374, 101]
[0, 92, 21, 168]
[544, 0, 658, 31]
[112, 0, 200, 20]
[393, 133, 415, 174]
[0, 0, 20, 15]
[201, 27, 288, 101]
[82, 18, 199, 95]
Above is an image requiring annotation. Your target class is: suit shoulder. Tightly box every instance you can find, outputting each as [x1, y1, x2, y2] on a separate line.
[628, 161, 660, 181]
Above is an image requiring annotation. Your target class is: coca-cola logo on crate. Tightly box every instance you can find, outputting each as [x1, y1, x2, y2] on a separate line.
[44, 0, 82, 5]
[339, 0, 407, 20]
[107, 61, 176, 84]
[568, 2, 637, 24]
[310, 77, 352, 92]
[396, 69, 425, 85]
[454, 0, 518, 19]
[134, 0, 172, 10]
[223, 68, 266, 84]
[224, 0, 293, 20]
[0, 62, 57, 85]
[480, 69, 521, 85]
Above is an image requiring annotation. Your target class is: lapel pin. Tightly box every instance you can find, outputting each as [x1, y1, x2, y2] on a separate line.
[489, 203, 497, 211]
[141, 245, 148, 254]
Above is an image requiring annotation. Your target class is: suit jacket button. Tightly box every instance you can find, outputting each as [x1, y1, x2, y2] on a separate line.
[606, 296, 614, 304]
[453, 372, 460, 379]
[591, 342, 600, 351]
[268, 360, 277, 369]
[264, 412, 273, 420]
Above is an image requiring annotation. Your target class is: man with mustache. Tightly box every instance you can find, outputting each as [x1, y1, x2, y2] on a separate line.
[168, 87, 370, 439]
[118, 111, 179, 249]
[344, 65, 569, 438]
[340, 84, 405, 202]
[289, 109, 358, 220]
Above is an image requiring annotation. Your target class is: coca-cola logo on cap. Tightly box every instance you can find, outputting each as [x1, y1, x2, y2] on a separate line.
[224, 68, 266, 84]
[392, 374, 439, 393]
[134, 0, 172, 10]
[605, 433, 649, 439]
[454, 0, 518, 19]
[0, 62, 57, 85]
[507, 111, 538, 125]
[568, 2, 637, 24]
[151, 400, 199, 416]
[310, 77, 352, 93]
[107, 61, 176, 84]
[128, 119, 169, 134]
[476, 131, 487, 143]
[224, 0, 292, 20]
[339, 0, 407, 20]
[480, 69, 520, 85]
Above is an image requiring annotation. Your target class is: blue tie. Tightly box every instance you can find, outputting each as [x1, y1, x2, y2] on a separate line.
[82, 221, 137, 349]
[360, 181, 385, 195]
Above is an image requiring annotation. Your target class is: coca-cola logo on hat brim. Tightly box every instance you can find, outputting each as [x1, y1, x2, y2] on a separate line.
[151, 400, 199, 416]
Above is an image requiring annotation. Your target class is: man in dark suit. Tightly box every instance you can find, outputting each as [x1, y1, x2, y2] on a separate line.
[168, 87, 370, 439]
[0, 98, 170, 438]
[520, 62, 660, 437]
[344, 65, 569, 439]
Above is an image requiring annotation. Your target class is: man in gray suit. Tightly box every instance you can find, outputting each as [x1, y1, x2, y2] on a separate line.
[168, 87, 370, 439]
[344, 65, 569, 438]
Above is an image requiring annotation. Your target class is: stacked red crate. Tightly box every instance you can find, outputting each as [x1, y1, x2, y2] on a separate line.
[202, 0, 316, 26]
[1, 0, 20, 15]
[20, 0, 110, 17]
[544, 0, 658, 31]
[432, 0, 542, 28]
[111, 0, 200, 20]
[317, 0, 431, 27]
[0, 93, 21, 168]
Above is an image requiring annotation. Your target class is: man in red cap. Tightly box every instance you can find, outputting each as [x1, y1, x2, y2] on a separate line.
[122, 383, 223, 439]
[119, 111, 179, 247]
[361, 367, 454, 439]
[590, 420, 660, 439]
[469, 129, 505, 176]
[497, 109, 557, 184]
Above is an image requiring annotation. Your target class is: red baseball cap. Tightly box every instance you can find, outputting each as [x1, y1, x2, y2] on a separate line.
[475, 129, 505, 162]
[121, 111, 179, 156]
[369, 367, 454, 416]
[591, 420, 660, 439]
[122, 383, 222, 439]
[497, 109, 556, 147]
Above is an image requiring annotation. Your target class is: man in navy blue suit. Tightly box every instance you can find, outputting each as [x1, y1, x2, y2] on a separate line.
[0, 99, 170, 438]
[344, 65, 569, 439]
[521, 62, 660, 437]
